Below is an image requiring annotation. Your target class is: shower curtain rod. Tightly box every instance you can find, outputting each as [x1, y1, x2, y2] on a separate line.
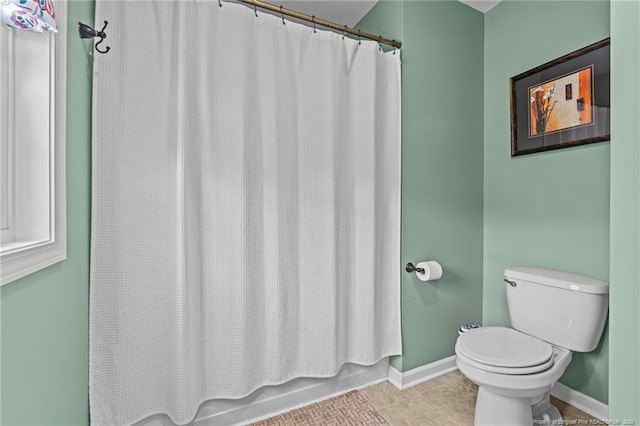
[236, 0, 402, 49]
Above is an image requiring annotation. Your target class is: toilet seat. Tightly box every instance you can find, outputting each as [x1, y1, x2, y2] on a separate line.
[456, 327, 555, 375]
[456, 348, 556, 375]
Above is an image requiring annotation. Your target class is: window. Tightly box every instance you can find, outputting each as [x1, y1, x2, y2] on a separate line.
[0, 2, 67, 286]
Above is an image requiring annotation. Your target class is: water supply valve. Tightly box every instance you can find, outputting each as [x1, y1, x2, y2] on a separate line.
[458, 322, 481, 335]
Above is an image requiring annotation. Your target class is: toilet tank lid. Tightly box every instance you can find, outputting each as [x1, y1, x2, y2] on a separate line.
[504, 267, 609, 294]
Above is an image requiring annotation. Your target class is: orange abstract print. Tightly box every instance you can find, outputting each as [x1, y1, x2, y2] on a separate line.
[529, 67, 593, 137]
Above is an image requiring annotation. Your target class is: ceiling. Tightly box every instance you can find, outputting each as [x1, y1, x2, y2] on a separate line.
[272, 0, 502, 28]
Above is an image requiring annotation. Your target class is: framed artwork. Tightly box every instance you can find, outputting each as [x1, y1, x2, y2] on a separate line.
[510, 38, 610, 156]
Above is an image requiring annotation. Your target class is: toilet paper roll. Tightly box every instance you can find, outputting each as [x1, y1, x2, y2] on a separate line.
[415, 261, 443, 282]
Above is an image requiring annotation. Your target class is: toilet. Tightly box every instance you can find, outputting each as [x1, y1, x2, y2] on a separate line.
[455, 267, 609, 426]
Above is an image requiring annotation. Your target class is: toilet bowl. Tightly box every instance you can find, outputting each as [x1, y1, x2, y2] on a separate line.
[456, 327, 572, 425]
[455, 267, 609, 426]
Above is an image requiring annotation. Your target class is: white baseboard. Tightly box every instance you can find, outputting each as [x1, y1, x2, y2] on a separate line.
[387, 355, 458, 390]
[551, 381, 609, 421]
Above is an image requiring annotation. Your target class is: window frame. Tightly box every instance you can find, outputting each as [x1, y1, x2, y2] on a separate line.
[0, 1, 67, 286]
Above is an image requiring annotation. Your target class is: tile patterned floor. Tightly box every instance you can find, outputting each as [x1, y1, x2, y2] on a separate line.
[251, 390, 389, 425]
[252, 370, 598, 425]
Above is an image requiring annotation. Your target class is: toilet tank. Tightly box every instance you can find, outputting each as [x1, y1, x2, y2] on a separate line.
[504, 267, 609, 352]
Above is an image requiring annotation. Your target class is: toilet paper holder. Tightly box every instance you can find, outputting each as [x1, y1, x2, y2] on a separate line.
[405, 262, 425, 274]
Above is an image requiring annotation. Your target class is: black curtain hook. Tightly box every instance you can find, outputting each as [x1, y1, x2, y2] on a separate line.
[280, 5, 286, 25]
[312, 15, 316, 33]
[254, 2, 258, 17]
[94, 21, 110, 54]
[342, 25, 347, 40]
[78, 20, 110, 54]
[358, 29, 361, 45]
[219, 0, 222, 7]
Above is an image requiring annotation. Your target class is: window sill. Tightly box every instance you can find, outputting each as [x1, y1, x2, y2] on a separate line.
[1, 238, 52, 255]
[1, 237, 66, 286]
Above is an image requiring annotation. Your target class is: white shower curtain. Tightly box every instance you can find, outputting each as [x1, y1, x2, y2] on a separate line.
[89, 1, 401, 425]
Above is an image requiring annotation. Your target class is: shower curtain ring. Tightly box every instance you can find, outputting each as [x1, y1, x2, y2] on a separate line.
[342, 25, 347, 40]
[254, 2, 258, 17]
[392, 41, 396, 54]
[378, 35, 383, 51]
[358, 29, 362, 45]
[280, 5, 286, 25]
[312, 15, 316, 33]
[218, 0, 222, 7]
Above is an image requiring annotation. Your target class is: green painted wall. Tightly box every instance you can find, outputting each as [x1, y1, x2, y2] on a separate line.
[0, 1, 94, 424]
[484, 0, 610, 404]
[359, 0, 485, 372]
[609, 0, 640, 420]
[361, 0, 612, 405]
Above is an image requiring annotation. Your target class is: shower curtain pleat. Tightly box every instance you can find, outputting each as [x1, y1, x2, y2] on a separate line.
[90, 1, 401, 425]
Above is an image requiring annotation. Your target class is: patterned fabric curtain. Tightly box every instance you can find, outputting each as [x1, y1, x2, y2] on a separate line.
[0, 0, 57, 33]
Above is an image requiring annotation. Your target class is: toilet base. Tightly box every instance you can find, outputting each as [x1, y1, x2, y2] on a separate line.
[532, 391, 563, 425]
[474, 387, 533, 426]
[473, 388, 563, 426]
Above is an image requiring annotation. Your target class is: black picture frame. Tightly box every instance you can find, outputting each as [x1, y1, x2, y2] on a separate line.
[510, 38, 610, 156]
